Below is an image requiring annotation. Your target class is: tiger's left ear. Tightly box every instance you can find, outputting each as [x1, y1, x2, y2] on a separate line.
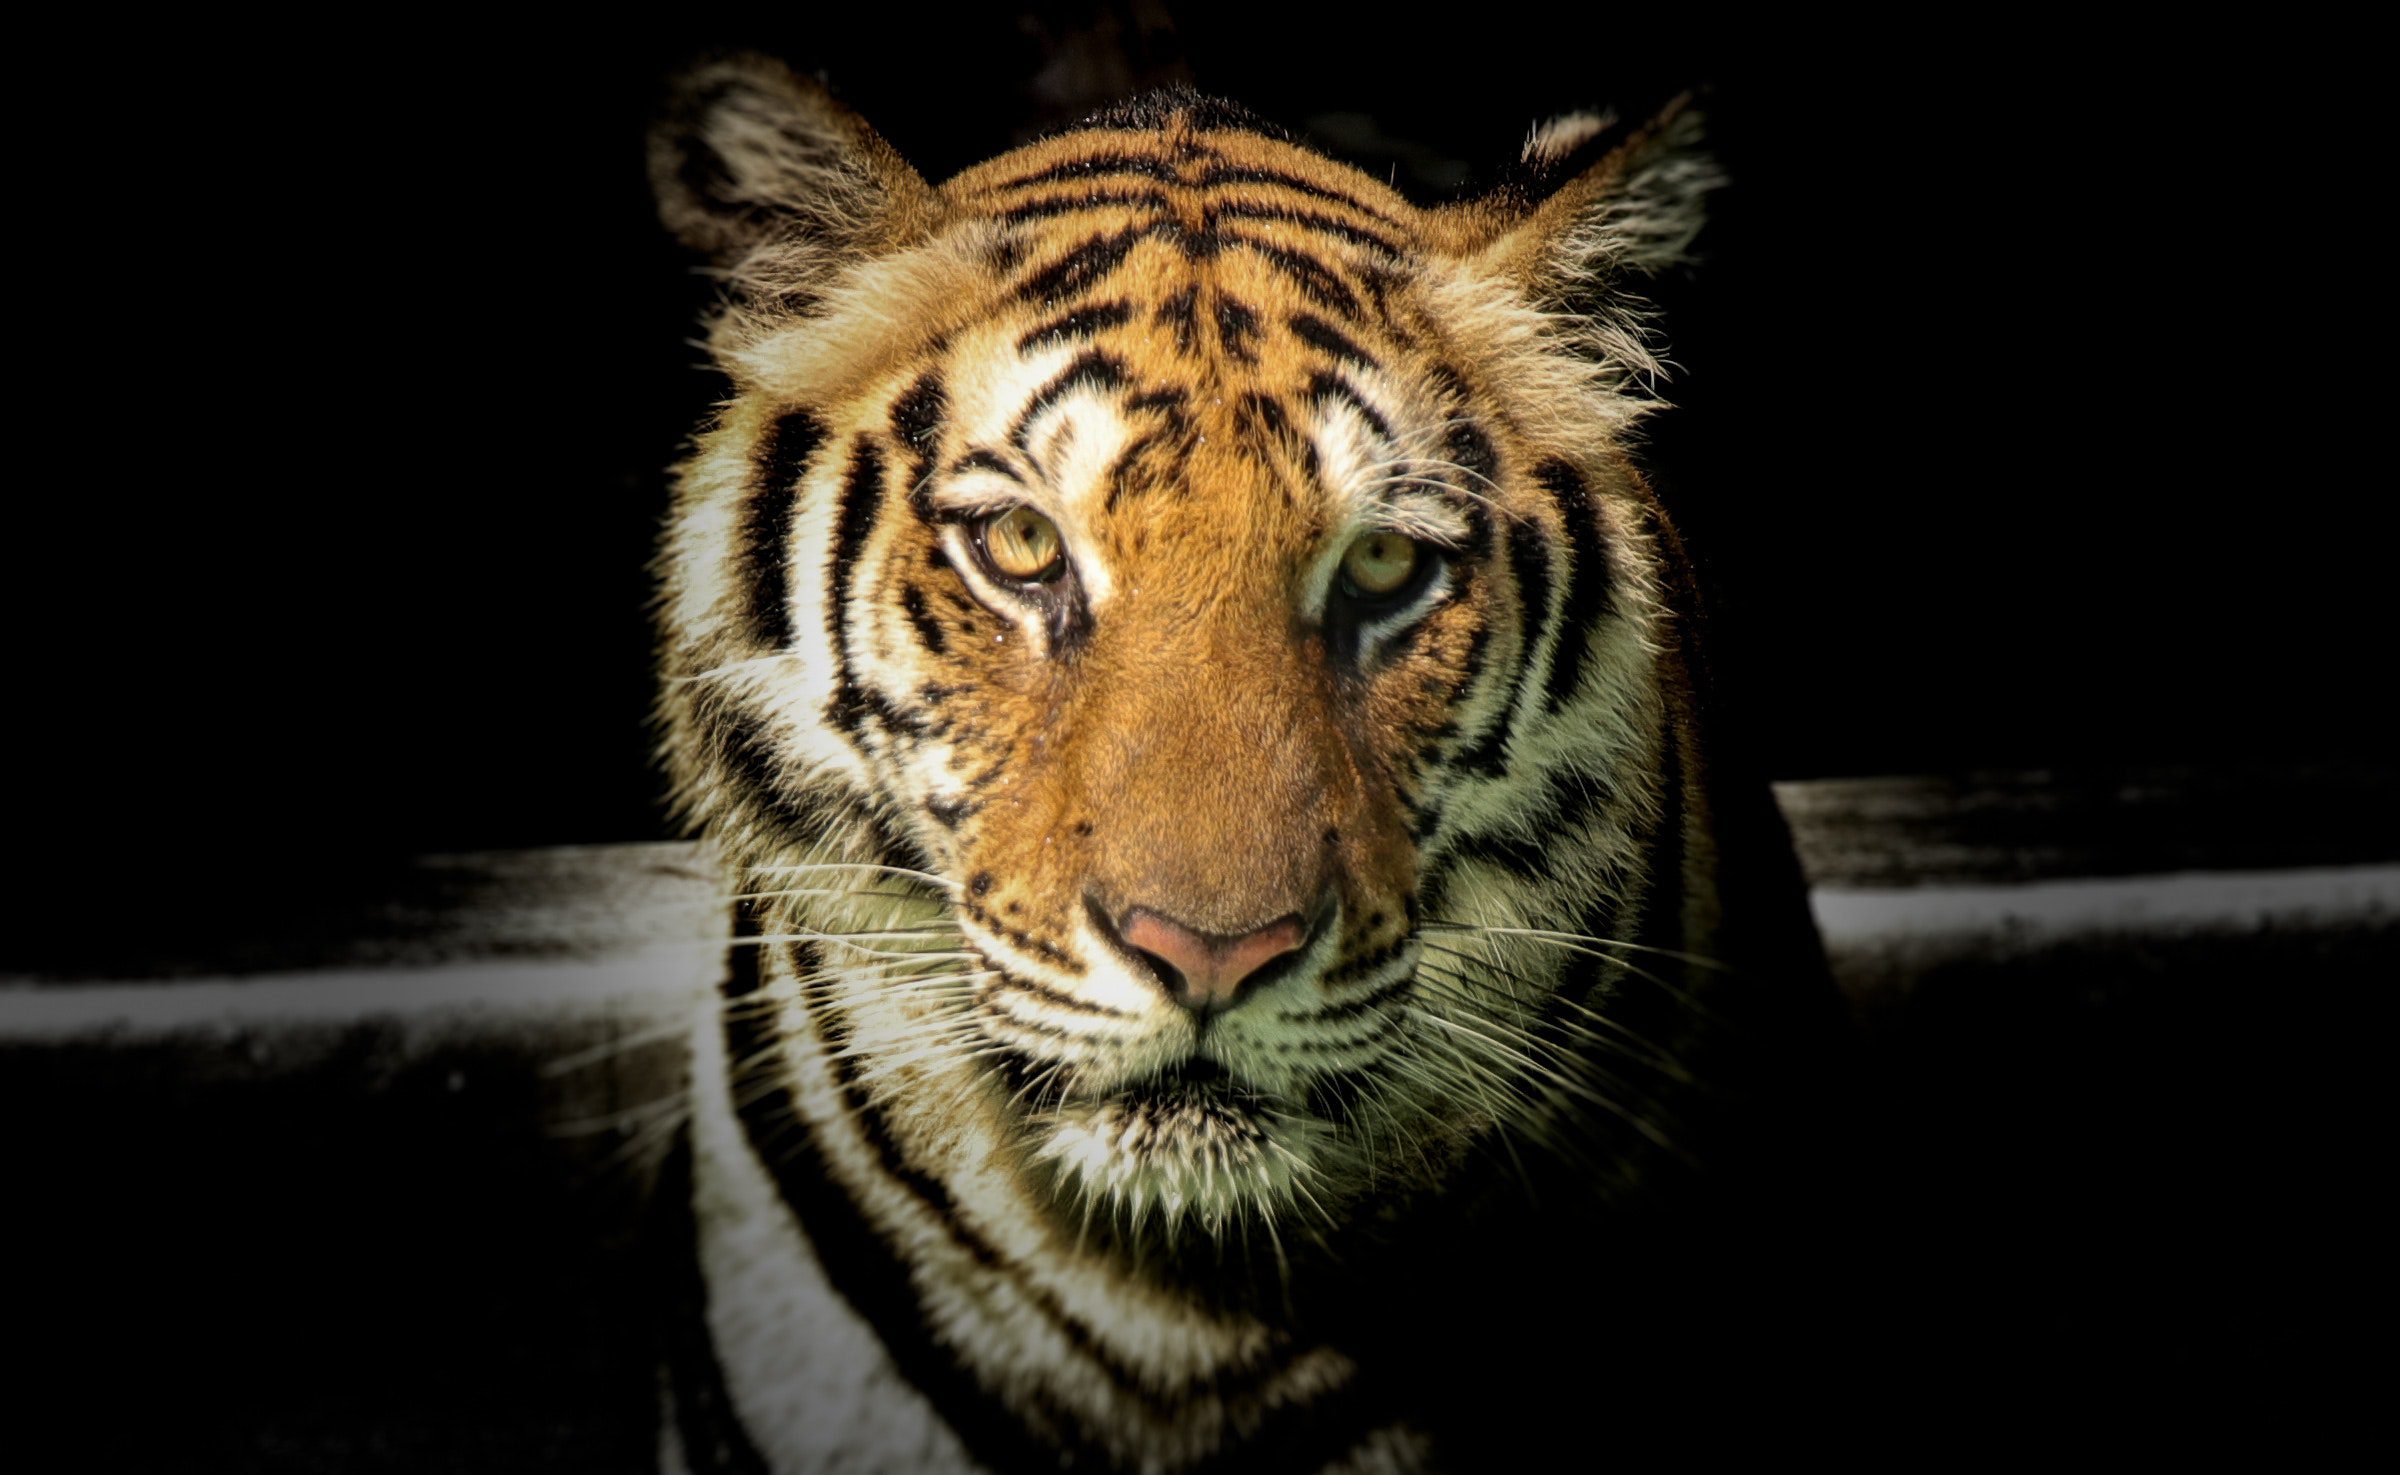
[1441, 99, 1718, 314]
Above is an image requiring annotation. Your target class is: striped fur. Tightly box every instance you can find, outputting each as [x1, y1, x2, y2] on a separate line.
[651, 59, 1826, 1474]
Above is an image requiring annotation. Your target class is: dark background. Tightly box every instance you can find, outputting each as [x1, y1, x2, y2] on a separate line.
[23, 11, 2384, 948]
[11, 12, 2386, 1462]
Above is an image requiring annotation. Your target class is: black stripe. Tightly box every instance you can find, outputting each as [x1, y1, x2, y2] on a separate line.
[989, 967, 1142, 1022]
[1016, 299, 1134, 354]
[1449, 522, 1553, 779]
[1155, 285, 1200, 353]
[1212, 200, 1404, 259]
[992, 152, 1181, 191]
[1508, 516, 1557, 707]
[890, 371, 947, 497]
[1219, 233, 1360, 316]
[1011, 349, 1130, 450]
[825, 438, 884, 739]
[962, 897, 1075, 968]
[733, 926, 1282, 1424]
[1447, 821, 1552, 882]
[717, 922, 1094, 1472]
[1125, 385, 1189, 420]
[744, 409, 825, 648]
[1157, 213, 1222, 261]
[1358, 264, 1405, 324]
[1456, 501, 1497, 565]
[1425, 762, 1614, 905]
[1407, 795, 1446, 842]
[982, 230, 1027, 273]
[1104, 428, 1169, 512]
[1194, 164, 1403, 226]
[1214, 295, 1262, 362]
[1536, 458, 1611, 711]
[1288, 312, 1376, 370]
[1322, 937, 1410, 989]
[1015, 225, 1147, 303]
[898, 582, 947, 656]
[949, 449, 1021, 483]
[925, 794, 979, 828]
[1313, 970, 1416, 1024]
[1444, 420, 1498, 491]
[1233, 390, 1290, 448]
[1308, 371, 1393, 442]
[861, 683, 935, 738]
[649, 1139, 773, 1475]
[703, 705, 815, 839]
[996, 187, 1173, 224]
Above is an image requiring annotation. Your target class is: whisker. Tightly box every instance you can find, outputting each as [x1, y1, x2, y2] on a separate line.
[729, 886, 955, 906]
[1421, 919, 1737, 974]
[1416, 941, 1690, 1064]
[540, 1019, 698, 1078]
[743, 860, 962, 891]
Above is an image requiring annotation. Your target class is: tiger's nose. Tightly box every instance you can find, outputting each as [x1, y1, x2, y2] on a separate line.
[1104, 904, 1310, 1015]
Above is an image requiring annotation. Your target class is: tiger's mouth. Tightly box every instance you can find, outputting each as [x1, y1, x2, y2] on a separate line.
[1019, 1055, 1327, 1236]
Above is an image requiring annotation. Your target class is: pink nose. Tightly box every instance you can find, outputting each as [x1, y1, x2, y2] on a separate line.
[1116, 906, 1308, 1014]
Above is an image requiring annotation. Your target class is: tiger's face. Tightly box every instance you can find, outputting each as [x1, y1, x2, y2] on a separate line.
[656, 68, 1712, 1245]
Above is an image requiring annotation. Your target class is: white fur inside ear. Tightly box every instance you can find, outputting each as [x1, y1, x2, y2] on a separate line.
[1522, 110, 1617, 168]
[1581, 106, 1719, 275]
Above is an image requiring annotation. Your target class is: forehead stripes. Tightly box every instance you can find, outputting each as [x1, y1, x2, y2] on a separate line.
[977, 135, 1402, 326]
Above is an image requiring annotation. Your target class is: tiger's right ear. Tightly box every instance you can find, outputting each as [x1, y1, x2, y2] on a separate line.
[650, 55, 939, 280]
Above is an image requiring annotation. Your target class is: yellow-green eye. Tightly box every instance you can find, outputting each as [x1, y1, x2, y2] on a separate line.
[981, 506, 1064, 581]
[1341, 531, 1421, 598]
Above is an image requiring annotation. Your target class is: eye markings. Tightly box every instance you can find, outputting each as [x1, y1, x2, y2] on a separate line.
[1011, 350, 1130, 452]
[948, 449, 1022, 485]
[1307, 371, 1392, 442]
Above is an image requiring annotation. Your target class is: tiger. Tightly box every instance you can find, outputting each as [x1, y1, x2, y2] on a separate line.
[646, 55, 1833, 1475]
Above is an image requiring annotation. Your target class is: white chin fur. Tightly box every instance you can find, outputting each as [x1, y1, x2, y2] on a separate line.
[1033, 1092, 1327, 1237]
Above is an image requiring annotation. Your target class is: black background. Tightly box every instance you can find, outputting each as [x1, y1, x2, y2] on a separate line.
[20, 14, 2385, 941]
[12, 11, 2387, 1462]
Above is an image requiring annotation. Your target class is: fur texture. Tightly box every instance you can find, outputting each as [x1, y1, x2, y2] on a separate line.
[650, 62, 1825, 1474]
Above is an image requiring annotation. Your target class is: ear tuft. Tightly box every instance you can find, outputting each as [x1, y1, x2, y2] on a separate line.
[1491, 98, 1719, 307]
[649, 54, 935, 287]
[1521, 110, 1618, 177]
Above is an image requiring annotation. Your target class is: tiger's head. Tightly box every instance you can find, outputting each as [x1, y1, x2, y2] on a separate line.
[653, 60, 1719, 1249]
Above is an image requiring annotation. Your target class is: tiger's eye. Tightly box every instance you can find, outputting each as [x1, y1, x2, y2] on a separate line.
[983, 506, 1064, 581]
[1341, 531, 1419, 598]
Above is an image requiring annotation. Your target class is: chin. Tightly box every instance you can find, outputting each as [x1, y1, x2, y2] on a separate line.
[1024, 1061, 1340, 1241]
